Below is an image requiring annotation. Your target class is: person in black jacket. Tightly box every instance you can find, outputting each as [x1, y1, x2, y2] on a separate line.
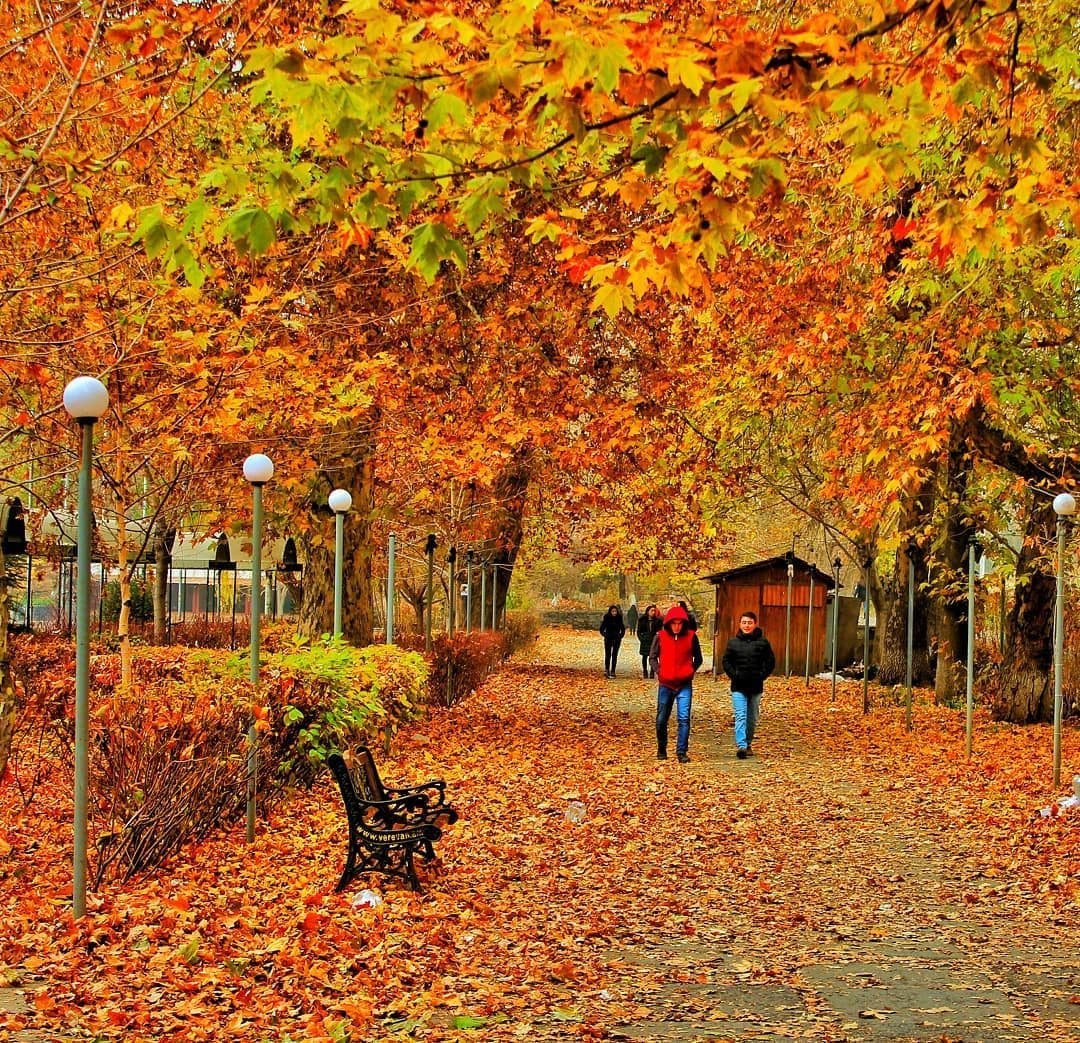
[721, 611, 776, 759]
[599, 605, 626, 678]
[636, 604, 662, 678]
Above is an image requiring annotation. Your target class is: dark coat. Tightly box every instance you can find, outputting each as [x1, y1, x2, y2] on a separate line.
[637, 614, 661, 655]
[599, 612, 626, 642]
[721, 627, 776, 696]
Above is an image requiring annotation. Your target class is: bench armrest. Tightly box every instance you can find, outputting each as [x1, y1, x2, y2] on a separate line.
[382, 780, 448, 804]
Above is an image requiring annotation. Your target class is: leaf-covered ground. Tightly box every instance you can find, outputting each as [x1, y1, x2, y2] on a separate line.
[2, 628, 1078, 1042]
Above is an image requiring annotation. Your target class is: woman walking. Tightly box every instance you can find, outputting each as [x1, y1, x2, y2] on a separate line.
[637, 604, 662, 678]
[599, 605, 626, 678]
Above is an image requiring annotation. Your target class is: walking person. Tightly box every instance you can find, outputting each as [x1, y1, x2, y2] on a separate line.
[599, 605, 626, 678]
[678, 599, 699, 632]
[722, 611, 776, 759]
[625, 601, 639, 635]
[650, 604, 703, 762]
[637, 604, 661, 678]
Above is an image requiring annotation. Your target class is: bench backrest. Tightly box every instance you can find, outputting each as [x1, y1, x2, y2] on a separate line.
[355, 746, 387, 802]
[327, 753, 438, 845]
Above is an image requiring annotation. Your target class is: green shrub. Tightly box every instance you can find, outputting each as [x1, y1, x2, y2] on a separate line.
[100, 576, 154, 623]
[256, 636, 428, 779]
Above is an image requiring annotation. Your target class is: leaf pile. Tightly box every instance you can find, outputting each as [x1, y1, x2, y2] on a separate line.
[1, 630, 1077, 1041]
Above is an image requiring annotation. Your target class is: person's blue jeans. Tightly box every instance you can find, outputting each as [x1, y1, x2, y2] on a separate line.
[731, 690, 761, 750]
[656, 683, 693, 756]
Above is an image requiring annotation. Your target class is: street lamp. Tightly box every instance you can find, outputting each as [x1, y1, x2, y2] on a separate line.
[803, 564, 815, 685]
[424, 534, 436, 651]
[328, 489, 352, 638]
[965, 537, 979, 757]
[830, 557, 841, 703]
[386, 532, 396, 644]
[447, 545, 457, 636]
[784, 550, 795, 676]
[63, 376, 109, 920]
[465, 549, 475, 633]
[905, 550, 915, 732]
[243, 452, 273, 843]
[862, 557, 872, 714]
[1053, 492, 1075, 786]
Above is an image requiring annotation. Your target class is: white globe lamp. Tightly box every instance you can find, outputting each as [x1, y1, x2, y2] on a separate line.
[243, 453, 274, 485]
[63, 376, 109, 420]
[328, 488, 353, 514]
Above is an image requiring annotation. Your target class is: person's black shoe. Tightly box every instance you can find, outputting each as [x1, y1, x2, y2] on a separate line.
[736, 748, 748, 760]
[677, 753, 689, 763]
[657, 749, 667, 760]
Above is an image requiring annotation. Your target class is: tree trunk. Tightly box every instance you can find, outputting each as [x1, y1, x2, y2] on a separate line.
[876, 543, 933, 686]
[115, 500, 133, 693]
[152, 521, 172, 645]
[994, 500, 1055, 723]
[0, 545, 15, 779]
[298, 432, 376, 646]
[933, 438, 975, 705]
[485, 447, 533, 623]
[397, 579, 427, 634]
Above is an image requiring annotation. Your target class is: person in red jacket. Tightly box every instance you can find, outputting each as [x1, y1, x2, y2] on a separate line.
[649, 604, 703, 763]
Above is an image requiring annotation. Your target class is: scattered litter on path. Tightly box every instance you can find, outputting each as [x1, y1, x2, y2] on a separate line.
[1038, 776, 1080, 817]
[350, 889, 383, 909]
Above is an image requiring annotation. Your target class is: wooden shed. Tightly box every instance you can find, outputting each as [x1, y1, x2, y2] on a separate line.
[703, 555, 836, 675]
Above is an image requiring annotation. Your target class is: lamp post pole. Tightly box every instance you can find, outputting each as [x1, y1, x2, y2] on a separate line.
[243, 453, 274, 843]
[784, 556, 794, 676]
[862, 558, 871, 714]
[328, 490, 352, 639]
[906, 553, 915, 732]
[424, 534, 436, 651]
[804, 567, 815, 685]
[491, 564, 498, 631]
[965, 538, 977, 757]
[1053, 493, 1075, 786]
[465, 550, 474, 633]
[447, 545, 456, 636]
[831, 557, 841, 703]
[386, 533, 396, 644]
[63, 377, 109, 919]
[479, 564, 487, 632]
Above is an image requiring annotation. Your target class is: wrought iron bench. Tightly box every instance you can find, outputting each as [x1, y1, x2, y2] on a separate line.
[327, 753, 443, 892]
[352, 746, 458, 852]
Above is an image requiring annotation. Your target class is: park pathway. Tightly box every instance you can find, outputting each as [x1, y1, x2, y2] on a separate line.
[2, 627, 1076, 1043]
[495, 628, 1079, 1043]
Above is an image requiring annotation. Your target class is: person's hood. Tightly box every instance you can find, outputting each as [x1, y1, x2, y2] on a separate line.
[662, 604, 690, 633]
[737, 626, 763, 641]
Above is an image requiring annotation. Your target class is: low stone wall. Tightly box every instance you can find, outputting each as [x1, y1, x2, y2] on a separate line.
[539, 609, 603, 631]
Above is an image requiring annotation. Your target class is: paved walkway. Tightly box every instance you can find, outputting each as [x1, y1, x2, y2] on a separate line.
[519, 629, 1079, 1043]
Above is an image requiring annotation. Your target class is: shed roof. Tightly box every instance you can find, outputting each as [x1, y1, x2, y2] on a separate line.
[702, 554, 836, 589]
